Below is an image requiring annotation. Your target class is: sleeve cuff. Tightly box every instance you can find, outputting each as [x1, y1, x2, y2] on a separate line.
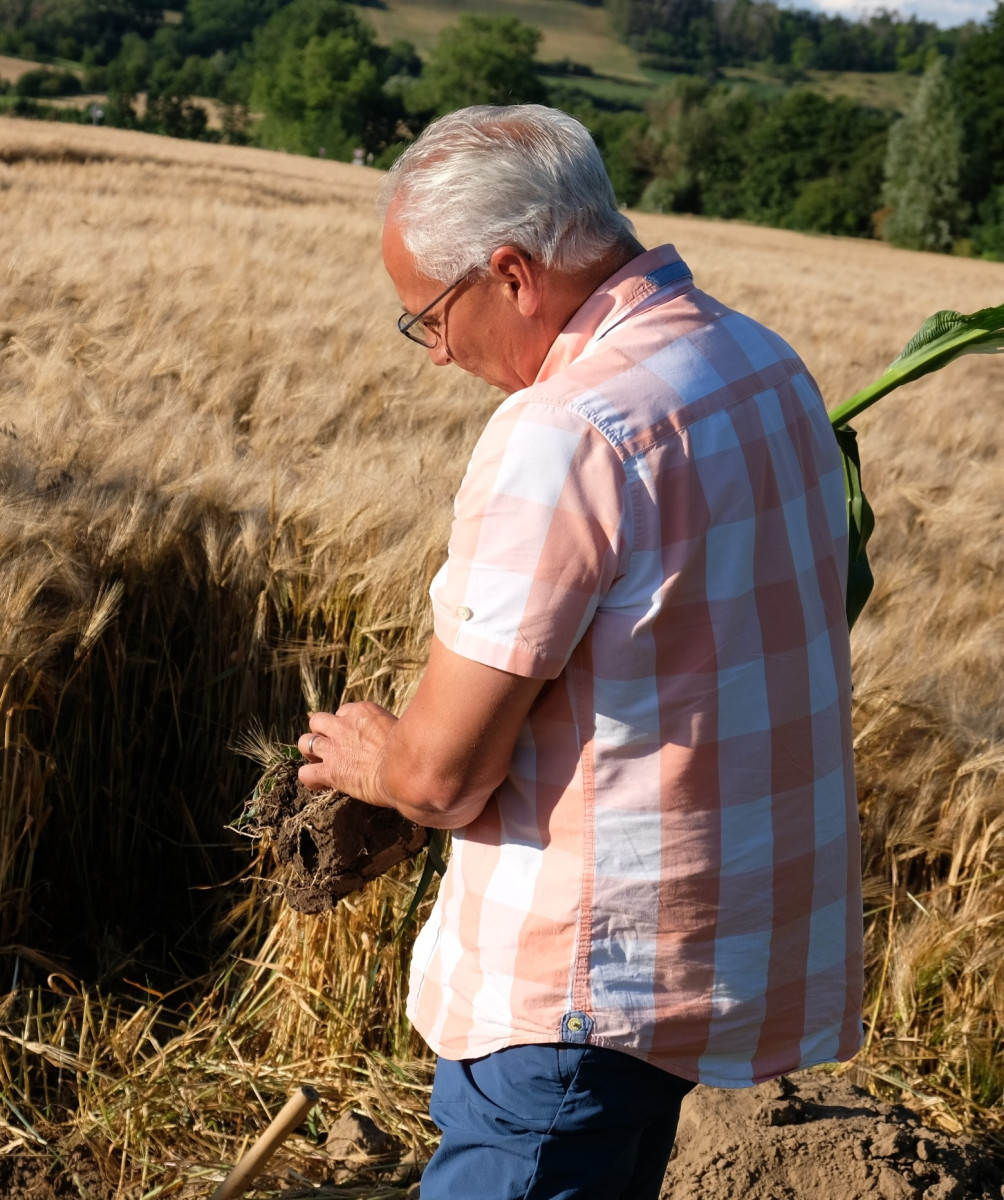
[432, 600, 566, 680]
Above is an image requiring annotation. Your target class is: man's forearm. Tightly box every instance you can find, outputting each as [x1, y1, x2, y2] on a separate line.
[297, 638, 545, 831]
[297, 704, 496, 828]
[376, 719, 500, 829]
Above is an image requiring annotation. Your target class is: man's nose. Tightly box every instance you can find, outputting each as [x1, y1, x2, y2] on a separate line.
[427, 341, 452, 367]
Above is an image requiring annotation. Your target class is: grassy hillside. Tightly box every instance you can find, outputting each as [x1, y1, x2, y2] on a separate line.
[356, 0, 647, 79]
[0, 5, 921, 134]
[721, 63, 918, 110]
[1, 117, 1002, 1194]
[351, 0, 919, 112]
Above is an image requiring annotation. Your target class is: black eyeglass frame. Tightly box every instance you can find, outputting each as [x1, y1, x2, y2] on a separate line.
[397, 272, 471, 348]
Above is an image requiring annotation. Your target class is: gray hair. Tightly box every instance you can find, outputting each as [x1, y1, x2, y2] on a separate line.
[380, 105, 636, 283]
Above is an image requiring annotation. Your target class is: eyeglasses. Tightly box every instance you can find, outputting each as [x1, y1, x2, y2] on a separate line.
[397, 272, 471, 348]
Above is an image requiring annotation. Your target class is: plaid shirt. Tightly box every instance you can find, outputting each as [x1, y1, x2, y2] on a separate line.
[407, 245, 863, 1087]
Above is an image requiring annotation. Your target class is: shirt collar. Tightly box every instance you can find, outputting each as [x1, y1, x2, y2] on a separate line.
[534, 244, 693, 384]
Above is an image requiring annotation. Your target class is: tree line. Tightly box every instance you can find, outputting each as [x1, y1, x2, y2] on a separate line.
[0, 0, 1001, 258]
[606, 0, 963, 76]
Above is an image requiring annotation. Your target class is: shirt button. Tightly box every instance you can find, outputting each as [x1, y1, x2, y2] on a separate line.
[566, 1016, 583, 1033]
[456, 606, 473, 621]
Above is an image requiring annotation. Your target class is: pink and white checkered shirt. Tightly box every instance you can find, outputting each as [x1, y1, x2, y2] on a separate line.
[407, 245, 863, 1087]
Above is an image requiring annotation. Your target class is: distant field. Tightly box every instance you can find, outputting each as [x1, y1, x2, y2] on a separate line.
[355, 1, 920, 113]
[0, 53, 46, 83]
[720, 64, 919, 111]
[541, 70, 662, 107]
[802, 65, 919, 109]
[0, 52, 225, 128]
[354, 0, 648, 80]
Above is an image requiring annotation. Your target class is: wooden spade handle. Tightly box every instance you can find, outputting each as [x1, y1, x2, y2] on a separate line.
[210, 1086, 319, 1200]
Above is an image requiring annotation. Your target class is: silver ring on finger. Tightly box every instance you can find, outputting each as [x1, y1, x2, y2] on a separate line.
[307, 734, 320, 756]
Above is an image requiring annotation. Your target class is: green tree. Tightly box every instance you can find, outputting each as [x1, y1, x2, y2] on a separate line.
[603, 0, 958, 74]
[952, 2, 1004, 256]
[14, 67, 82, 97]
[640, 79, 758, 217]
[881, 56, 966, 252]
[0, 0, 161, 62]
[639, 78, 889, 237]
[743, 91, 888, 232]
[250, 0, 401, 159]
[971, 187, 1004, 259]
[104, 29, 152, 121]
[184, 0, 284, 56]
[405, 15, 546, 117]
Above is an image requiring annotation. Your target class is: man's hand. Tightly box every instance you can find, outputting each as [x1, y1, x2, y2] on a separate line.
[297, 637, 546, 830]
[297, 702, 398, 806]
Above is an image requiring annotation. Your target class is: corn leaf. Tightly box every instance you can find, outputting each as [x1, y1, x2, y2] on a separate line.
[835, 424, 875, 630]
[830, 301, 1004, 628]
[829, 302, 1004, 428]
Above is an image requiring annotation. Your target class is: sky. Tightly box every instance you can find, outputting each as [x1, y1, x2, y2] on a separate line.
[804, 0, 996, 26]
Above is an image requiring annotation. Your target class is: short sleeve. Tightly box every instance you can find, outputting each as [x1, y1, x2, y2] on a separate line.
[431, 397, 628, 679]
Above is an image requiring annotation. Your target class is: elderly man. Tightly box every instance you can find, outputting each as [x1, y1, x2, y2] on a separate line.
[298, 105, 863, 1200]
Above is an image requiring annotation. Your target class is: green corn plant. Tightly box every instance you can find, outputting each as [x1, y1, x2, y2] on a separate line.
[831, 303, 1004, 628]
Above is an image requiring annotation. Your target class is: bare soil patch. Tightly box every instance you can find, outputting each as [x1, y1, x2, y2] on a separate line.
[663, 1071, 1004, 1200]
[0, 1147, 102, 1200]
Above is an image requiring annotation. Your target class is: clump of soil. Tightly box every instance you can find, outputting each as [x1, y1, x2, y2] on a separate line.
[663, 1070, 1004, 1199]
[321, 1109, 422, 1189]
[240, 756, 428, 913]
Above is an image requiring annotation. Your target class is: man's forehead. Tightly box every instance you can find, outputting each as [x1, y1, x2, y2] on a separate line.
[382, 215, 437, 303]
[380, 211, 407, 264]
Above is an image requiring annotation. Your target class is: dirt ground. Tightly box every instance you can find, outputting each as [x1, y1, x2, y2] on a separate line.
[662, 1071, 1004, 1200]
[322, 1072, 1004, 1200]
[2, 1070, 1001, 1198]
[0, 1146, 105, 1200]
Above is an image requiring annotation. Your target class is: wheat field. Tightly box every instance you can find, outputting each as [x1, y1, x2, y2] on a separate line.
[1, 117, 1002, 1196]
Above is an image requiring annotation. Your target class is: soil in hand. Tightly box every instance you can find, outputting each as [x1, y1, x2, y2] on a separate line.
[241, 756, 428, 913]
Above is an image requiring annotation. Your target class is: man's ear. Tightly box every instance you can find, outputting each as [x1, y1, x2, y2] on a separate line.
[488, 245, 540, 316]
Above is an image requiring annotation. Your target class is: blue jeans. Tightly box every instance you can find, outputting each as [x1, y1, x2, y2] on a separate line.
[420, 1043, 695, 1200]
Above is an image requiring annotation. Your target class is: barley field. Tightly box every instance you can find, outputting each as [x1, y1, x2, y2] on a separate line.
[1, 117, 1002, 1197]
